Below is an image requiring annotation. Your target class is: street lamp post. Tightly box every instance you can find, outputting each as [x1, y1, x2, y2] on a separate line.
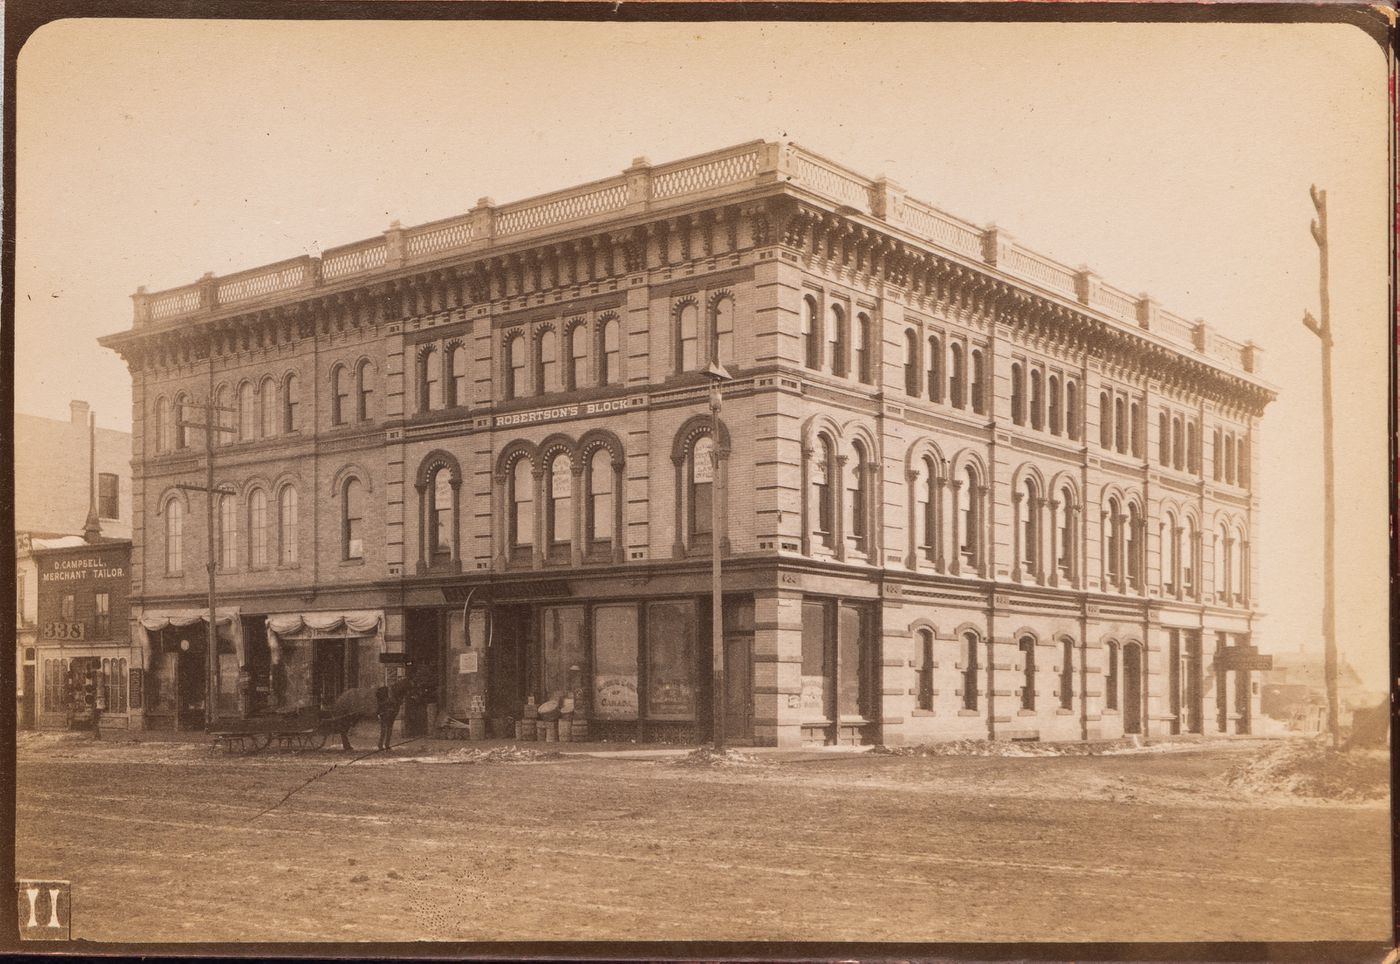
[704, 361, 732, 750]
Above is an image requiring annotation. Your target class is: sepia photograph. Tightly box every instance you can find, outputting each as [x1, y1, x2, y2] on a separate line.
[8, 9, 1394, 953]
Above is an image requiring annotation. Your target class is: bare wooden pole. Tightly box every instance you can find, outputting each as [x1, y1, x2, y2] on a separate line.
[1303, 184, 1339, 750]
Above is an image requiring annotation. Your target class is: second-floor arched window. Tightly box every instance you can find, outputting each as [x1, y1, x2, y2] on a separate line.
[173, 393, 189, 449]
[903, 329, 920, 397]
[546, 453, 573, 556]
[356, 360, 374, 421]
[1048, 374, 1062, 435]
[812, 435, 836, 549]
[959, 465, 981, 565]
[918, 456, 938, 560]
[278, 485, 298, 566]
[1011, 364, 1026, 425]
[537, 330, 557, 394]
[249, 488, 269, 568]
[689, 436, 715, 547]
[218, 493, 236, 571]
[1058, 484, 1075, 580]
[259, 378, 277, 439]
[1130, 402, 1142, 457]
[1113, 397, 1126, 453]
[154, 396, 170, 453]
[847, 439, 870, 553]
[802, 296, 821, 369]
[586, 448, 615, 548]
[949, 344, 965, 409]
[238, 383, 254, 442]
[827, 304, 846, 377]
[1029, 369, 1043, 429]
[449, 344, 468, 407]
[1106, 496, 1123, 584]
[1159, 411, 1171, 465]
[429, 467, 453, 563]
[164, 498, 183, 574]
[1172, 416, 1184, 470]
[1020, 477, 1039, 573]
[1127, 503, 1143, 589]
[332, 365, 350, 426]
[1164, 509, 1179, 594]
[1065, 381, 1080, 440]
[970, 349, 986, 415]
[342, 478, 364, 561]
[927, 335, 943, 403]
[1183, 518, 1198, 596]
[1099, 392, 1112, 448]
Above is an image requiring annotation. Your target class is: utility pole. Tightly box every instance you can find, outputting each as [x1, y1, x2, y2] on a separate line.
[1303, 183, 1340, 750]
[704, 361, 732, 750]
[174, 395, 237, 726]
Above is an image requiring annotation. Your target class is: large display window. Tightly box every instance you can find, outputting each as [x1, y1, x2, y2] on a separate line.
[645, 599, 697, 720]
[593, 604, 639, 721]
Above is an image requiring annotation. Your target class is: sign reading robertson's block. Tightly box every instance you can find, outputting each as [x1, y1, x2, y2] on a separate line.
[17, 880, 71, 941]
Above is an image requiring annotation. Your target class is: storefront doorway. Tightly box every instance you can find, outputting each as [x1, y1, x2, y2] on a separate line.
[1123, 642, 1143, 735]
[174, 634, 207, 730]
[799, 597, 878, 745]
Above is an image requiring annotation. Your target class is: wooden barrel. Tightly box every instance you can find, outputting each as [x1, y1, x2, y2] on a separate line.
[569, 718, 589, 742]
[543, 720, 558, 743]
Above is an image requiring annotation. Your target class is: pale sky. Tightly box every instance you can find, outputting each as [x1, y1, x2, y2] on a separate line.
[14, 19, 1391, 680]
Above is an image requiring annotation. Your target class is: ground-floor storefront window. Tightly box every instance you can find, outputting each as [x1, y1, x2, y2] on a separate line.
[800, 596, 878, 745]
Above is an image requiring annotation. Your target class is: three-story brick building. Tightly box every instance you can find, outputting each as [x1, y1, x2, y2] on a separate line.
[100, 140, 1275, 744]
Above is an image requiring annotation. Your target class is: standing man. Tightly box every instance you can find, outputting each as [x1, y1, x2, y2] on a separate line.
[86, 667, 104, 740]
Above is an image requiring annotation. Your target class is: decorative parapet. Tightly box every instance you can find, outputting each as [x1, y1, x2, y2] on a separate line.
[123, 137, 1262, 377]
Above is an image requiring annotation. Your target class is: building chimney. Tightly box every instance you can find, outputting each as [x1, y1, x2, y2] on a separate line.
[83, 410, 102, 543]
[70, 399, 90, 426]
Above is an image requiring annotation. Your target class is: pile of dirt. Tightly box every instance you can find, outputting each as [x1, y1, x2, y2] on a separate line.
[1223, 740, 1387, 802]
[663, 746, 767, 768]
[438, 746, 563, 764]
[872, 738, 1143, 758]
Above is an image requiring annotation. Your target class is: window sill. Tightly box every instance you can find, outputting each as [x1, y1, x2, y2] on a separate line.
[910, 709, 937, 717]
[1056, 708, 1074, 716]
[340, 558, 365, 567]
[957, 708, 980, 717]
[1017, 708, 1037, 717]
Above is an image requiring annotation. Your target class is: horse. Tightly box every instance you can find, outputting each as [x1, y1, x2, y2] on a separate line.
[327, 674, 417, 752]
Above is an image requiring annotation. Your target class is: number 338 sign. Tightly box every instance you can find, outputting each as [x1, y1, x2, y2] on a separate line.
[43, 622, 85, 640]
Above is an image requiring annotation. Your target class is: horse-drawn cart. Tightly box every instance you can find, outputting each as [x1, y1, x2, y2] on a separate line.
[209, 709, 357, 755]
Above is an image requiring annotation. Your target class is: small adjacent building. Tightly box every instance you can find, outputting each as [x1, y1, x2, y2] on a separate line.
[31, 538, 135, 731]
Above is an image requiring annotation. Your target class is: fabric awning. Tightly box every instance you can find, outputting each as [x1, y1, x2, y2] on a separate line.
[265, 610, 384, 637]
[136, 608, 243, 665]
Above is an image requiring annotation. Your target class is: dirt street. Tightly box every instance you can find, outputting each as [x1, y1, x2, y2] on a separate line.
[14, 734, 1390, 944]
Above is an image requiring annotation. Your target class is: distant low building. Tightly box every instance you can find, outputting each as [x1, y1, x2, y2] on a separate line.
[1260, 644, 1376, 734]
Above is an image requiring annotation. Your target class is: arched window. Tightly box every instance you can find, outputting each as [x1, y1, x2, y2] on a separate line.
[429, 467, 454, 562]
[237, 383, 255, 442]
[848, 439, 870, 552]
[356, 360, 374, 421]
[154, 396, 169, 453]
[1020, 478, 1039, 573]
[812, 435, 836, 549]
[827, 304, 846, 376]
[1187, 422, 1198, 473]
[566, 326, 587, 391]
[1059, 638, 1074, 710]
[1058, 485, 1075, 580]
[1224, 432, 1236, 484]
[1232, 525, 1246, 602]
[213, 386, 230, 448]
[1018, 636, 1036, 710]
[919, 456, 938, 559]
[1159, 411, 1171, 465]
[421, 347, 441, 412]
[903, 330, 920, 397]
[537, 330, 557, 394]
[960, 465, 980, 564]
[332, 366, 350, 426]
[509, 459, 534, 554]
[1048, 375, 1062, 435]
[259, 377, 277, 438]
[217, 493, 236, 571]
[600, 317, 621, 386]
[248, 489, 268, 568]
[1164, 510, 1179, 593]
[1011, 364, 1025, 425]
[1172, 417, 1184, 470]
[586, 448, 615, 548]
[546, 453, 573, 554]
[1105, 642, 1120, 711]
[1065, 381, 1080, 440]
[1106, 496, 1123, 584]
[802, 296, 821, 369]
[506, 334, 526, 400]
[342, 478, 364, 560]
[1099, 392, 1112, 448]
[1113, 397, 1126, 453]
[1216, 524, 1230, 600]
[677, 303, 699, 372]
[962, 631, 980, 711]
[853, 312, 871, 384]
[283, 373, 299, 433]
[970, 349, 986, 415]
[1213, 427, 1223, 481]
[915, 628, 935, 711]
[713, 297, 735, 369]
[1029, 369, 1043, 429]
[689, 436, 714, 546]
[927, 335, 943, 402]
[173, 393, 188, 449]
[1237, 437, 1249, 486]
[449, 344, 469, 406]
[1130, 402, 1142, 457]
[949, 344, 965, 409]
[1183, 518, 1197, 596]
[1127, 503, 1143, 589]
[278, 485, 298, 566]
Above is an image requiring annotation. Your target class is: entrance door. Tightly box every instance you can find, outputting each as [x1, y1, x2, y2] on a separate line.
[488, 606, 532, 721]
[722, 634, 752, 744]
[177, 639, 207, 729]
[1123, 643, 1143, 735]
[21, 658, 36, 730]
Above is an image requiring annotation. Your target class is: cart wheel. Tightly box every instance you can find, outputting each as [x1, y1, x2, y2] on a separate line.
[310, 732, 328, 750]
[252, 733, 272, 753]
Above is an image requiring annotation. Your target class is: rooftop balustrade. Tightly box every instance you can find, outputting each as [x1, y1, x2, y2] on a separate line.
[126, 139, 1261, 376]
